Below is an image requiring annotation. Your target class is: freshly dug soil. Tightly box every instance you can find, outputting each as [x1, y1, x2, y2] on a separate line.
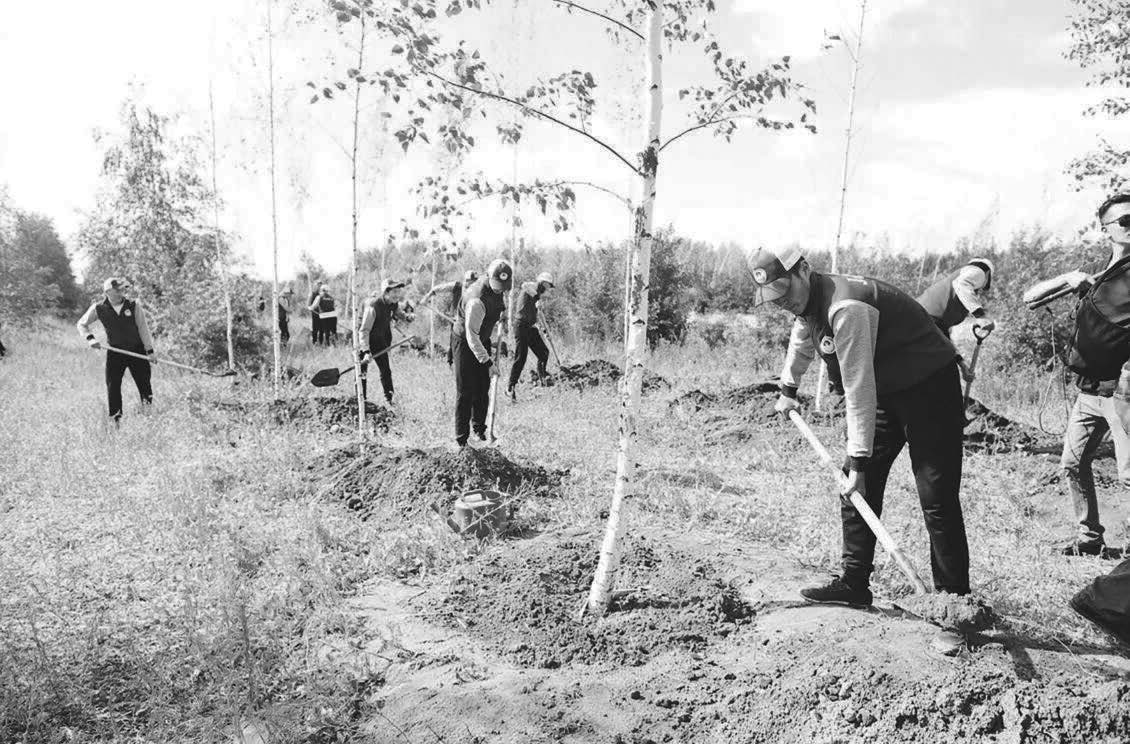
[671, 380, 786, 412]
[963, 399, 1055, 454]
[553, 359, 670, 393]
[267, 396, 394, 430]
[310, 444, 566, 518]
[896, 593, 996, 633]
[430, 529, 756, 669]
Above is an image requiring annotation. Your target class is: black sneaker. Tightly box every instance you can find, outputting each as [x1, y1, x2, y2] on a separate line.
[1059, 540, 1105, 557]
[800, 576, 873, 607]
[1069, 588, 1130, 647]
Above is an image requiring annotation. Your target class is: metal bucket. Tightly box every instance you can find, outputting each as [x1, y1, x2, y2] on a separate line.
[451, 489, 510, 539]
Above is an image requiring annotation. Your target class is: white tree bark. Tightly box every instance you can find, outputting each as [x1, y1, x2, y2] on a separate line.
[351, 11, 368, 443]
[585, 3, 662, 617]
[266, 0, 281, 395]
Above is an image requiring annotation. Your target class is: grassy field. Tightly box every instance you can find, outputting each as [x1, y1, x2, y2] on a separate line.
[0, 320, 1126, 742]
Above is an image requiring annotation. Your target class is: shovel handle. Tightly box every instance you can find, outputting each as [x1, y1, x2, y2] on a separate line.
[102, 345, 231, 377]
[788, 411, 929, 595]
[962, 341, 983, 403]
[418, 301, 455, 325]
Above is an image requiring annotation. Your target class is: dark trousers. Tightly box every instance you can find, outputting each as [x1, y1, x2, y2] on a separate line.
[311, 318, 324, 345]
[454, 335, 491, 444]
[1077, 558, 1130, 637]
[842, 361, 970, 594]
[106, 349, 153, 419]
[279, 316, 290, 344]
[325, 318, 338, 345]
[508, 324, 549, 389]
[360, 354, 393, 402]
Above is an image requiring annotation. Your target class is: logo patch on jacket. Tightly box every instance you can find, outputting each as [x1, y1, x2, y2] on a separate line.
[123, 309, 132, 317]
[819, 336, 836, 355]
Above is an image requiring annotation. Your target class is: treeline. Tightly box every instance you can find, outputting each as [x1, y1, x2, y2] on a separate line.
[0, 189, 81, 323]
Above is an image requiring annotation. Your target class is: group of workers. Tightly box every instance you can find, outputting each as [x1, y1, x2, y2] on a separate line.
[73, 192, 1130, 649]
[754, 191, 1130, 648]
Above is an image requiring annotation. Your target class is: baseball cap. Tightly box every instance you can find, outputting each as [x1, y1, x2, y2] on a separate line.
[748, 248, 803, 306]
[103, 277, 130, 292]
[381, 278, 406, 293]
[463, 270, 479, 284]
[536, 272, 555, 287]
[487, 259, 514, 292]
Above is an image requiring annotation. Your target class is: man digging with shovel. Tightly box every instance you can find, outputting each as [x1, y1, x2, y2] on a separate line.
[421, 270, 478, 367]
[917, 258, 997, 389]
[752, 248, 972, 608]
[359, 278, 409, 406]
[507, 272, 555, 401]
[453, 259, 511, 449]
[77, 277, 156, 422]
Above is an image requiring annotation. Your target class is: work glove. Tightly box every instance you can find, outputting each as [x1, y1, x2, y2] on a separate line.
[774, 394, 801, 416]
[145, 349, 155, 356]
[87, 336, 101, 350]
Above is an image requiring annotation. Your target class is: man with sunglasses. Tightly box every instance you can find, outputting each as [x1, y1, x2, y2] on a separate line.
[753, 248, 970, 607]
[1023, 194, 1130, 560]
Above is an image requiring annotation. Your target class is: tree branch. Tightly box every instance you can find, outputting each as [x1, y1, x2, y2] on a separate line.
[549, 0, 644, 41]
[549, 179, 631, 208]
[659, 112, 767, 153]
[659, 91, 740, 152]
[415, 65, 640, 174]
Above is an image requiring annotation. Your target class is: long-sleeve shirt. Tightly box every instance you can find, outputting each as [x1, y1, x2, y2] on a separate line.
[781, 273, 957, 459]
[359, 297, 408, 353]
[77, 299, 154, 350]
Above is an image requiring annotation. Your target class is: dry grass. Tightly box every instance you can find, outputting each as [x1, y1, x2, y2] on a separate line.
[0, 320, 1124, 741]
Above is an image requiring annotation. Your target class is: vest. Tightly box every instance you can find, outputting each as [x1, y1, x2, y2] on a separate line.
[916, 270, 968, 333]
[515, 283, 540, 327]
[366, 297, 395, 350]
[803, 273, 957, 395]
[95, 299, 144, 351]
[1068, 257, 1130, 382]
[456, 278, 505, 348]
[450, 281, 464, 309]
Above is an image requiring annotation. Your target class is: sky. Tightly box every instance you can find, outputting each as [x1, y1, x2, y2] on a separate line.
[0, 0, 1126, 280]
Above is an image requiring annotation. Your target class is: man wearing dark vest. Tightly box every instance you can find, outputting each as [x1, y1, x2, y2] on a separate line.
[453, 259, 511, 447]
[422, 270, 478, 367]
[359, 278, 408, 404]
[917, 259, 996, 382]
[507, 272, 555, 400]
[308, 286, 323, 345]
[278, 288, 292, 345]
[1023, 193, 1130, 559]
[308, 285, 338, 346]
[76, 277, 156, 421]
[752, 247, 970, 606]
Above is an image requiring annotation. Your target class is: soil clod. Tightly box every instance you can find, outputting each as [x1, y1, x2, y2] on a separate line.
[430, 530, 755, 669]
[895, 592, 996, 633]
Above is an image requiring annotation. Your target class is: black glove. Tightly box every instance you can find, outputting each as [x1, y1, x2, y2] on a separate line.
[145, 349, 155, 356]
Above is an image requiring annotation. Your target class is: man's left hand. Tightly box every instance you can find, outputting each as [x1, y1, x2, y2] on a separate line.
[841, 468, 865, 504]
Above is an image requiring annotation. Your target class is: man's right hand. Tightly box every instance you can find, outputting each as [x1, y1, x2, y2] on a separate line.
[958, 358, 975, 384]
[1064, 270, 1092, 291]
[88, 339, 101, 350]
[774, 395, 801, 416]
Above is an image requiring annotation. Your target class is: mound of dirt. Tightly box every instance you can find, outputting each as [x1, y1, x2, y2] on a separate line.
[671, 380, 785, 413]
[553, 359, 669, 393]
[430, 529, 756, 669]
[896, 593, 996, 633]
[311, 444, 566, 518]
[268, 397, 394, 430]
[963, 399, 1055, 454]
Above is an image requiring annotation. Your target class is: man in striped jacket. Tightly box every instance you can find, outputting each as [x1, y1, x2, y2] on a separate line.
[76, 277, 156, 421]
[752, 248, 970, 606]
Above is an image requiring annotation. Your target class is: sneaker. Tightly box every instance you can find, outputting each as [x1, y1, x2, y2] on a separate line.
[474, 430, 488, 442]
[507, 386, 516, 402]
[800, 576, 873, 607]
[1059, 540, 1105, 557]
[1069, 588, 1130, 647]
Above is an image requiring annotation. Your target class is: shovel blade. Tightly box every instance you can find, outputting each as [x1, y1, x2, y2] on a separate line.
[310, 368, 342, 387]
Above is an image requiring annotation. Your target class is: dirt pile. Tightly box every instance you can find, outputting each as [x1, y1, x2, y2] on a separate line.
[553, 359, 670, 393]
[664, 647, 1130, 743]
[268, 397, 394, 430]
[896, 592, 996, 633]
[963, 399, 1056, 454]
[310, 444, 566, 518]
[429, 529, 756, 669]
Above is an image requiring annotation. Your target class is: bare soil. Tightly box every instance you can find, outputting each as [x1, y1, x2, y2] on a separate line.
[268, 396, 394, 429]
[309, 444, 567, 519]
[554, 359, 670, 393]
[352, 527, 1130, 744]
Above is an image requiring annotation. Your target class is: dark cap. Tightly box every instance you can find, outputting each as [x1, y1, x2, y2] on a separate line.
[748, 248, 803, 306]
[487, 259, 514, 291]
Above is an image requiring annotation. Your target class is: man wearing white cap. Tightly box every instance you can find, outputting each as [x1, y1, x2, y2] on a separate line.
[76, 277, 156, 420]
[421, 269, 479, 366]
[359, 278, 408, 404]
[507, 272, 555, 399]
[453, 259, 512, 447]
[751, 248, 970, 607]
[917, 258, 997, 383]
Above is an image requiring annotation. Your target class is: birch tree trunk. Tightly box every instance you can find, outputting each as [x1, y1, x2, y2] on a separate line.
[208, 82, 235, 371]
[818, 0, 867, 409]
[585, 4, 662, 617]
[351, 12, 368, 443]
[429, 248, 438, 361]
[266, 0, 281, 395]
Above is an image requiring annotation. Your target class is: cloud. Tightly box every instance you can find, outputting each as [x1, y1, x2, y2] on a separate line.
[732, 0, 931, 60]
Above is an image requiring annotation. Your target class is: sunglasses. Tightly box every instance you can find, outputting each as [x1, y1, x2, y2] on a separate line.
[1101, 214, 1130, 229]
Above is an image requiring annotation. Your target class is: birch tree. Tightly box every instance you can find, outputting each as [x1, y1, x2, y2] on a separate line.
[314, 0, 815, 616]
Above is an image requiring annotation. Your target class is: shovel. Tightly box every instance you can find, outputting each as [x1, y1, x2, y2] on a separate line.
[100, 345, 236, 378]
[540, 313, 562, 370]
[962, 324, 993, 406]
[310, 337, 413, 387]
[788, 410, 929, 595]
[486, 341, 501, 442]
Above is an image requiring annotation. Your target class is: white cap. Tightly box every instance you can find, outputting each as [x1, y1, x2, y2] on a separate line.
[536, 272, 554, 287]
